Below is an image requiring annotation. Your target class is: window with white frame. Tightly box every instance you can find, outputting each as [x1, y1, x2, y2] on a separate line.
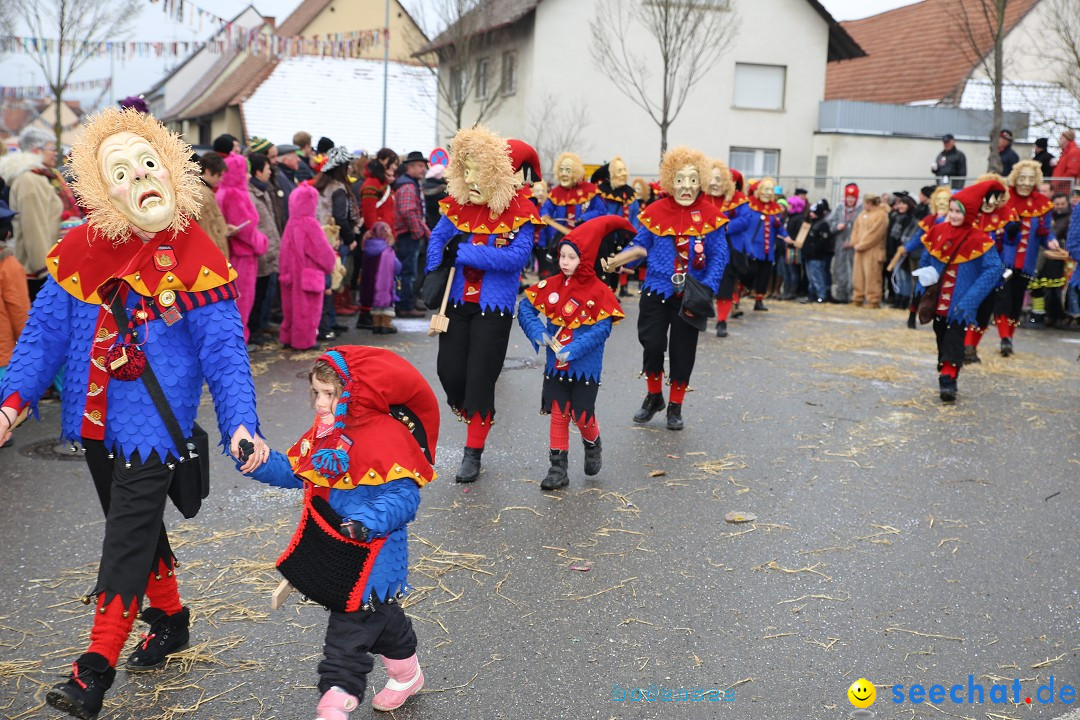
[732, 63, 786, 111]
[476, 57, 490, 100]
[729, 147, 780, 178]
[501, 51, 517, 96]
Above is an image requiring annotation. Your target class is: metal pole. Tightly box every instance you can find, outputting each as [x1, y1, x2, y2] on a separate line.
[381, 0, 389, 148]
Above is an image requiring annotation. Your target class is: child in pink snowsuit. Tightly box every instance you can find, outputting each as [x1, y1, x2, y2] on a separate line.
[217, 153, 267, 342]
[279, 184, 338, 350]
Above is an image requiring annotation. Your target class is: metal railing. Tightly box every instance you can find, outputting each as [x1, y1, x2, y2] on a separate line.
[773, 176, 1075, 207]
[819, 100, 1030, 143]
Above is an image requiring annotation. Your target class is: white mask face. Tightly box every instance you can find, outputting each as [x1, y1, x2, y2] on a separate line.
[707, 168, 726, 196]
[673, 164, 700, 207]
[609, 158, 629, 188]
[557, 158, 576, 188]
[462, 158, 492, 205]
[98, 131, 174, 232]
[1015, 168, 1036, 197]
[756, 180, 775, 204]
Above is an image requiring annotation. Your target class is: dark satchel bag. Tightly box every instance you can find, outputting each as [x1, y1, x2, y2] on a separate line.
[679, 274, 716, 332]
[110, 292, 210, 519]
[916, 246, 962, 325]
[420, 232, 465, 309]
[276, 492, 385, 612]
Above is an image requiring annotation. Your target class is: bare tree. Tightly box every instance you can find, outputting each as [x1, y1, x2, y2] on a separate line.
[0, 0, 141, 150]
[527, 92, 593, 174]
[411, 0, 510, 140]
[589, 0, 738, 159]
[1043, 0, 1080, 111]
[954, 0, 1010, 174]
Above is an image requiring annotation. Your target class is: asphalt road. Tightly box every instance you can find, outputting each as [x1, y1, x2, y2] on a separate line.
[1, 294, 1077, 720]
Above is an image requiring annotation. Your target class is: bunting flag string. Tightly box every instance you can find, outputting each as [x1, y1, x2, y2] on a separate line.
[0, 27, 387, 64]
[0, 77, 111, 99]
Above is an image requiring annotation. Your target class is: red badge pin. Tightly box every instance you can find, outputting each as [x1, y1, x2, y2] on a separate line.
[690, 210, 702, 224]
[153, 245, 177, 272]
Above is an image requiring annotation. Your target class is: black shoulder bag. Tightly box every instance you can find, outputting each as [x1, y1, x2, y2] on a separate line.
[110, 292, 211, 518]
[420, 232, 466, 309]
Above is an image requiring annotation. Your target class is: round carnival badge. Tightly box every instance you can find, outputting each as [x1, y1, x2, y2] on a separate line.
[158, 289, 177, 307]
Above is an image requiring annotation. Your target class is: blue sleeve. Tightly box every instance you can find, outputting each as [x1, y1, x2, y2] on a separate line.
[564, 318, 612, 361]
[726, 204, 754, 236]
[629, 200, 642, 231]
[582, 195, 606, 222]
[625, 225, 655, 268]
[696, 226, 729, 293]
[954, 249, 1003, 324]
[0, 277, 71, 412]
[425, 216, 457, 272]
[516, 297, 547, 351]
[456, 222, 534, 272]
[341, 479, 421, 537]
[186, 299, 261, 450]
[245, 450, 303, 489]
[904, 227, 924, 255]
[1068, 204, 1080, 261]
[1037, 211, 1054, 246]
[538, 199, 556, 247]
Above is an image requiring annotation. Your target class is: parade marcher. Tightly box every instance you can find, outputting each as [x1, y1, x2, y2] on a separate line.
[827, 183, 860, 304]
[245, 346, 436, 717]
[719, 169, 753, 323]
[1066, 199, 1080, 321]
[425, 125, 543, 483]
[894, 185, 951, 327]
[217, 152, 268, 343]
[518, 216, 628, 490]
[192, 151, 230, 260]
[591, 157, 640, 296]
[0, 107, 266, 720]
[602, 146, 729, 430]
[911, 179, 1004, 401]
[703, 160, 741, 335]
[508, 138, 543, 195]
[279, 184, 338, 351]
[801, 200, 833, 303]
[991, 160, 1057, 356]
[744, 177, 788, 311]
[538, 152, 605, 278]
[961, 175, 1015, 363]
[849, 193, 889, 308]
[355, 148, 399, 330]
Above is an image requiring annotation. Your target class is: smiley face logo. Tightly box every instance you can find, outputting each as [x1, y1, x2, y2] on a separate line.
[848, 678, 876, 708]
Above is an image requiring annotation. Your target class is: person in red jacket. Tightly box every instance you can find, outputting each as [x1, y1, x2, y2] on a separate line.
[1052, 129, 1080, 191]
[355, 148, 399, 330]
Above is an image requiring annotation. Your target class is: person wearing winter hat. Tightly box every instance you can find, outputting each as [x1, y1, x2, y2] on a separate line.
[518, 215, 628, 490]
[118, 95, 149, 114]
[316, 145, 362, 337]
[244, 346, 438, 717]
[801, 200, 834, 303]
[911, 180, 1004, 401]
[827, 182, 861, 303]
[279, 183, 339, 351]
[425, 125, 544, 482]
[217, 152, 269, 343]
[538, 152, 606, 279]
[602, 146, 729, 430]
[1032, 138, 1054, 178]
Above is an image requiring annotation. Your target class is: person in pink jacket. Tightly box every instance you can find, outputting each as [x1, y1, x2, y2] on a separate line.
[279, 183, 337, 350]
[217, 152, 267, 342]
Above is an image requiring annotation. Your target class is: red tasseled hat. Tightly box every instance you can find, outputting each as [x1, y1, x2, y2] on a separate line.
[558, 215, 637, 283]
[844, 183, 859, 200]
[950, 179, 1006, 225]
[730, 169, 744, 192]
[508, 139, 542, 182]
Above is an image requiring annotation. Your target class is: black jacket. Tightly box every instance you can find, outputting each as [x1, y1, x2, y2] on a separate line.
[801, 217, 834, 260]
[421, 177, 448, 229]
[1000, 145, 1019, 176]
[933, 147, 967, 184]
[1033, 149, 1055, 179]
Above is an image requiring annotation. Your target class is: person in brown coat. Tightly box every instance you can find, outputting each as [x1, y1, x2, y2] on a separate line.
[850, 193, 889, 307]
[193, 152, 231, 260]
[0, 205, 31, 392]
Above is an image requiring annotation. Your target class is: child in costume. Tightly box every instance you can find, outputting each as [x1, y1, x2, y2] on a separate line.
[246, 346, 437, 718]
[912, 180, 1004, 402]
[360, 221, 401, 334]
[518, 216, 628, 490]
[217, 152, 268, 342]
[279, 184, 339, 351]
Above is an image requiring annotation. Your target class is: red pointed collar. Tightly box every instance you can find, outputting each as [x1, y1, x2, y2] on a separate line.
[638, 195, 729, 237]
[1004, 190, 1052, 218]
[548, 182, 599, 207]
[439, 195, 543, 234]
[747, 196, 784, 216]
[922, 223, 995, 264]
[722, 191, 748, 213]
[918, 214, 944, 234]
[977, 205, 1019, 233]
[523, 273, 625, 328]
[46, 221, 235, 304]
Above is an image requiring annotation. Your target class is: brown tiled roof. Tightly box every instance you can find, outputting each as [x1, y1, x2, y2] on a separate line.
[0, 104, 36, 135]
[826, 0, 1040, 105]
[179, 54, 278, 119]
[276, 0, 331, 36]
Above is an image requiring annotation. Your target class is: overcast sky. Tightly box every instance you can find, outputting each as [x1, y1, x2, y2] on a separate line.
[0, 0, 918, 111]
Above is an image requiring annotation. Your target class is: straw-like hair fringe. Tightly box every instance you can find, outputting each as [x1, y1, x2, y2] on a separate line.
[446, 125, 516, 216]
[69, 107, 201, 243]
[1007, 159, 1043, 190]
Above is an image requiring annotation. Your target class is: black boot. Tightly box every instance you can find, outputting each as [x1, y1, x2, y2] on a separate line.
[583, 436, 602, 476]
[540, 449, 569, 490]
[355, 311, 374, 330]
[46, 652, 116, 720]
[715, 320, 727, 338]
[618, 286, 632, 298]
[963, 345, 981, 365]
[455, 447, 483, 483]
[632, 393, 666, 423]
[666, 402, 684, 430]
[907, 311, 917, 329]
[1000, 337, 1013, 357]
[938, 374, 957, 402]
[125, 607, 191, 671]
[754, 299, 768, 311]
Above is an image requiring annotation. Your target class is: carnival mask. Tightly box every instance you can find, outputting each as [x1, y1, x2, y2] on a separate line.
[462, 158, 492, 206]
[981, 192, 1003, 214]
[557, 158, 576, 189]
[756, 179, 776, 204]
[673, 164, 701, 207]
[932, 190, 951, 216]
[610, 158, 629, 188]
[707, 167, 726, 197]
[1015, 167, 1036, 197]
[99, 131, 175, 232]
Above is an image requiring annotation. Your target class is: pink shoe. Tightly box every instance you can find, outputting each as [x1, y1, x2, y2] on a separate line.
[315, 686, 359, 720]
[371, 654, 424, 712]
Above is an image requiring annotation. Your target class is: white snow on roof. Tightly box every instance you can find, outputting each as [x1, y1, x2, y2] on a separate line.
[961, 79, 1080, 145]
[243, 56, 437, 154]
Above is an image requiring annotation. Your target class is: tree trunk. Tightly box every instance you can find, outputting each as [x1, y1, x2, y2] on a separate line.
[987, 0, 1006, 175]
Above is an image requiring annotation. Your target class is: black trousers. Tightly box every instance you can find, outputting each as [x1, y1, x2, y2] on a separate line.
[974, 287, 999, 328]
[637, 291, 701, 384]
[83, 440, 176, 607]
[993, 271, 1027, 322]
[436, 302, 514, 418]
[748, 259, 773, 295]
[318, 601, 417, 699]
[933, 316, 966, 373]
